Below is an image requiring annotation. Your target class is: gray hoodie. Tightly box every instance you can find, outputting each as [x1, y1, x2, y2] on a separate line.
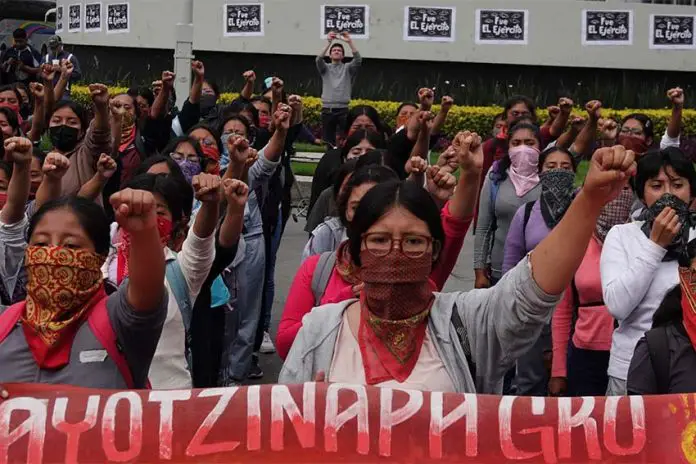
[279, 256, 560, 393]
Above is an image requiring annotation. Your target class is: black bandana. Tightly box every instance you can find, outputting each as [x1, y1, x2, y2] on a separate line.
[539, 169, 576, 229]
[638, 193, 696, 263]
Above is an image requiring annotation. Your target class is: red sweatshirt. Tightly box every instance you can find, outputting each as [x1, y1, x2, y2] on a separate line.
[276, 202, 472, 360]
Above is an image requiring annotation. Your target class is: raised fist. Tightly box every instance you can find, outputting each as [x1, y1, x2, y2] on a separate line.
[110, 189, 158, 233]
[3, 137, 33, 165]
[42, 151, 71, 179]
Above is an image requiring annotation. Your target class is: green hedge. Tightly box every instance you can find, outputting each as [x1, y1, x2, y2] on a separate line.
[71, 85, 694, 139]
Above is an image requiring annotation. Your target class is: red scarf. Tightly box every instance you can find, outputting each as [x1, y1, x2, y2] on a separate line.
[356, 249, 435, 384]
[201, 144, 221, 175]
[679, 267, 696, 348]
[21, 246, 106, 369]
[116, 218, 173, 284]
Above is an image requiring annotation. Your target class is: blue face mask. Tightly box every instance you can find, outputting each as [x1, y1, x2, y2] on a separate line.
[176, 159, 201, 184]
[219, 133, 232, 172]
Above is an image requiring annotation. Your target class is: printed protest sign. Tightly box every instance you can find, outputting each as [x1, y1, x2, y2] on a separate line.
[582, 10, 633, 45]
[476, 9, 528, 44]
[224, 4, 264, 37]
[56, 6, 64, 33]
[404, 6, 456, 42]
[85, 3, 103, 33]
[106, 3, 130, 34]
[650, 14, 696, 49]
[321, 5, 369, 39]
[68, 4, 82, 33]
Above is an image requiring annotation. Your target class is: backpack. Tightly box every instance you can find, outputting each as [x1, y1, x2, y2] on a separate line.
[645, 325, 672, 394]
[310, 251, 337, 306]
[522, 201, 534, 232]
[0, 296, 149, 389]
[451, 303, 477, 382]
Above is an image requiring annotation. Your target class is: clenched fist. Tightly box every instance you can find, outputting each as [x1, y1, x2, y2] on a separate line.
[110, 189, 158, 233]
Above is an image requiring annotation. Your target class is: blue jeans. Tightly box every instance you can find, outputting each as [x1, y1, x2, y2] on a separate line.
[219, 234, 265, 384]
[254, 214, 283, 352]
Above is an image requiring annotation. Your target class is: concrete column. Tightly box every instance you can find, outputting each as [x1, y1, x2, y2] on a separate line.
[173, 0, 194, 108]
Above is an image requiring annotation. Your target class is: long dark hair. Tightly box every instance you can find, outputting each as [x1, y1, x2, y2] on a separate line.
[345, 105, 392, 138]
[493, 122, 542, 182]
[27, 196, 111, 256]
[337, 164, 399, 226]
[347, 180, 444, 266]
[340, 129, 387, 161]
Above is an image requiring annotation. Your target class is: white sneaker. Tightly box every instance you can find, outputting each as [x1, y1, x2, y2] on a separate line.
[260, 331, 276, 354]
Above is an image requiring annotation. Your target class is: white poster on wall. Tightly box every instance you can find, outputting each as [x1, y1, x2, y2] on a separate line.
[223, 4, 265, 37]
[106, 3, 130, 34]
[320, 5, 369, 39]
[56, 6, 64, 33]
[68, 4, 82, 33]
[403, 6, 456, 42]
[650, 14, 696, 50]
[582, 10, 633, 46]
[475, 9, 528, 45]
[85, 3, 103, 33]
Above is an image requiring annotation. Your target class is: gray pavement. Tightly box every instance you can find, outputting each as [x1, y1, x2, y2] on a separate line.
[252, 208, 476, 384]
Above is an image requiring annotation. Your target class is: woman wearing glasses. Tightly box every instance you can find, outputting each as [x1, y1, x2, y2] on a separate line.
[280, 141, 636, 394]
[599, 88, 684, 156]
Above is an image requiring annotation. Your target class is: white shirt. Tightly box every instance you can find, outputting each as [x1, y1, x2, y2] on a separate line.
[328, 310, 456, 392]
[103, 224, 216, 389]
[600, 221, 696, 381]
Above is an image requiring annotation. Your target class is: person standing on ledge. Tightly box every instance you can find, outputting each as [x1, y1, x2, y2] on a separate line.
[316, 31, 362, 147]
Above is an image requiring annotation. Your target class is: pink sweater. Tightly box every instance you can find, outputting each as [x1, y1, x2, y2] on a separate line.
[277, 202, 472, 360]
[551, 236, 615, 378]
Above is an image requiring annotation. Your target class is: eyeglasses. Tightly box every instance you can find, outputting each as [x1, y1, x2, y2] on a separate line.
[170, 151, 200, 163]
[195, 138, 217, 147]
[620, 127, 644, 136]
[362, 232, 435, 258]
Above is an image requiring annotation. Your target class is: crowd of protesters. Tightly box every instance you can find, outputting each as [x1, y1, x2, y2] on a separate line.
[0, 28, 693, 399]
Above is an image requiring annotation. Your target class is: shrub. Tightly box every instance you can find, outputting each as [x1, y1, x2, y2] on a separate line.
[69, 85, 696, 140]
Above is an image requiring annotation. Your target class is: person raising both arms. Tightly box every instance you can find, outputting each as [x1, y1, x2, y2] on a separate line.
[316, 31, 362, 147]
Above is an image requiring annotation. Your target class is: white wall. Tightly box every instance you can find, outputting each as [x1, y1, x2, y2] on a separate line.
[57, 0, 696, 71]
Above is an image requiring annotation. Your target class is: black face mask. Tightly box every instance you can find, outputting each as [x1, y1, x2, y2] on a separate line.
[49, 125, 80, 152]
[639, 193, 696, 263]
[199, 95, 217, 117]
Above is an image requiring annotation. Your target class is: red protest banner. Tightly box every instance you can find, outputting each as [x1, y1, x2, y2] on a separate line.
[0, 382, 694, 463]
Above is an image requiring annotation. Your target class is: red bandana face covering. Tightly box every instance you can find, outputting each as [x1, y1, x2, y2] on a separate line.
[116, 217, 173, 284]
[357, 248, 435, 384]
[21, 246, 106, 369]
[200, 144, 221, 175]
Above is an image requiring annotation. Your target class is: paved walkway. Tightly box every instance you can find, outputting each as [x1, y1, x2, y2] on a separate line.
[252, 213, 475, 384]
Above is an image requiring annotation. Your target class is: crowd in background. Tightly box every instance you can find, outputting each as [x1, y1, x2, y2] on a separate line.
[0, 28, 693, 398]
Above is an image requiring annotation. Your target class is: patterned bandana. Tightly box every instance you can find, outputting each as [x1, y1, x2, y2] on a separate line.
[116, 217, 173, 284]
[119, 112, 137, 153]
[357, 248, 435, 384]
[538, 169, 576, 229]
[21, 246, 106, 369]
[638, 193, 696, 263]
[176, 159, 202, 185]
[595, 187, 634, 243]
